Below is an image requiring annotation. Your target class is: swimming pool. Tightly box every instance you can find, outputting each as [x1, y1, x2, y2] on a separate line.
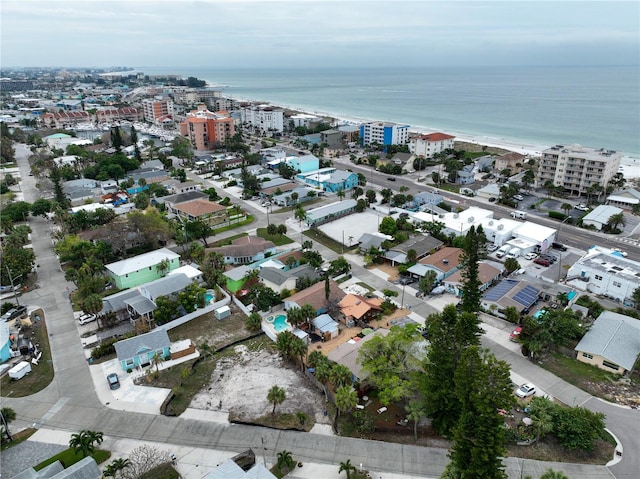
[267, 314, 290, 332]
[204, 290, 214, 304]
[567, 291, 577, 301]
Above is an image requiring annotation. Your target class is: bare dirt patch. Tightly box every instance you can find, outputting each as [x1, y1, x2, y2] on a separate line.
[369, 264, 400, 281]
[190, 345, 330, 425]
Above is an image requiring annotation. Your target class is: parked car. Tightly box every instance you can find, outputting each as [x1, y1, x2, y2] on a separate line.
[551, 242, 568, 251]
[509, 326, 522, 342]
[107, 373, 120, 390]
[533, 258, 550, 267]
[612, 248, 628, 257]
[574, 204, 589, 211]
[78, 313, 97, 325]
[515, 383, 537, 398]
[399, 277, 416, 285]
[487, 244, 499, 252]
[524, 252, 538, 260]
[2, 305, 27, 322]
[540, 253, 557, 263]
[512, 194, 524, 201]
[488, 197, 497, 203]
[387, 177, 396, 182]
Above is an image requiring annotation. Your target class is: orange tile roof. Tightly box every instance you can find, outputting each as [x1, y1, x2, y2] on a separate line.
[338, 294, 383, 320]
[419, 132, 455, 141]
[173, 199, 226, 217]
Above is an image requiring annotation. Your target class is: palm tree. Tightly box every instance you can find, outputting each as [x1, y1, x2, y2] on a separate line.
[104, 458, 130, 478]
[330, 364, 352, 390]
[151, 352, 165, 373]
[69, 430, 103, 458]
[607, 212, 625, 232]
[337, 189, 345, 201]
[299, 303, 316, 330]
[405, 401, 425, 441]
[339, 459, 357, 479]
[561, 203, 572, 216]
[290, 192, 299, 205]
[335, 386, 358, 420]
[0, 407, 16, 442]
[276, 450, 295, 473]
[267, 385, 286, 415]
[290, 336, 308, 372]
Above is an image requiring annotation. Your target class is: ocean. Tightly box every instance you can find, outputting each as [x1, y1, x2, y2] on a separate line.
[138, 66, 640, 159]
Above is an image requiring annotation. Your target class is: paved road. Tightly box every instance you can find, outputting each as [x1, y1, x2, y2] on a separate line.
[1, 143, 638, 479]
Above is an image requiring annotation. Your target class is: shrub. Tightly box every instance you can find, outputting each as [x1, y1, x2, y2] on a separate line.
[548, 211, 569, 221]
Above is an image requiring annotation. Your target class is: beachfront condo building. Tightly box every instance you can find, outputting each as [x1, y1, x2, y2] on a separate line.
[360, 121, 410, 148]
[536, 144, 622, 196]
[179, 105, 235, 151]
[240, 104, 285, 133]
[409, 132, 456, 158]
[142, 97, 174, 123]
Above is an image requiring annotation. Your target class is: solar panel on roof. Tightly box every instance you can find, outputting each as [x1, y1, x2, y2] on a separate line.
[513, 285, 540, 308]
[483, 279, 519, 302]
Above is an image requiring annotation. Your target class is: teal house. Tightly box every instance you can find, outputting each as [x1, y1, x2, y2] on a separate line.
[114, 329, 170, 371]
[106, 248, 180, 289]
[0, 323, 12, 363]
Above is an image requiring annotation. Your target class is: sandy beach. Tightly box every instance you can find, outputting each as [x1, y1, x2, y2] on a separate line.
[225, 90, 640, 178]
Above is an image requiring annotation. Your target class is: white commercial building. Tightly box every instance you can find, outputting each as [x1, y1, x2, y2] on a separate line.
[567, 246, 639, 305]
[582, 205, 623, 231]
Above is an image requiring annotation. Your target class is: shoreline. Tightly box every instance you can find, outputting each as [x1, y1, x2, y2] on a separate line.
[222, 90, 640, 175]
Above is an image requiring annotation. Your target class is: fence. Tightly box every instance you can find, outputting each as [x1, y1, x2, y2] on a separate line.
[157, 286, 231, 332]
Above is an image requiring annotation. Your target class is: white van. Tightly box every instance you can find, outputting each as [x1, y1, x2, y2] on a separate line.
[496, 245, 511, 258]
[506, 247, 521, 259]
[510, 211, 527, 219]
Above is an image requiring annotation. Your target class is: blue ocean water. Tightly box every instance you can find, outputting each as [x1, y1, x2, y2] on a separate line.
[139, 66, 640, 158]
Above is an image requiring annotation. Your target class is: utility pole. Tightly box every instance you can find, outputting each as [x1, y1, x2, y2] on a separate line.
[5, 266, 21, 307]
[261, 437, 267, 467]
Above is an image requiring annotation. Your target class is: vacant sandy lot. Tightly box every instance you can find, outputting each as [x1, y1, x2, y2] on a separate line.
[190, 345, 330, 424]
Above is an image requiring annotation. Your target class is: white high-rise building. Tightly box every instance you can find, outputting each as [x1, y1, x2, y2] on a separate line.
[359, 121, 410, 147]
[240, 104, 284, 133]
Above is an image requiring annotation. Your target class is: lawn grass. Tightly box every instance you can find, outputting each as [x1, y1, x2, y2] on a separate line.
[0, 310, 54, 397]
[34, 448, 111, 470]
[302, 229, 358, 255]
[276, 198, 323, 213]
[356, 282, 375, 292]
[256, 228, 294, 246]
[211, 215, 255, 236]
[209, 232, 248, 248]
[1, 427, 37, 451]
[538, 352, 618, 400]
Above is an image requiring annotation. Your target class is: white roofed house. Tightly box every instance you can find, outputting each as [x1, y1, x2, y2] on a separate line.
[105, 247, 180, 290]
[575, 310, 640, 375]
[581, 205, 623, 231]
[607, 188, 640, 211]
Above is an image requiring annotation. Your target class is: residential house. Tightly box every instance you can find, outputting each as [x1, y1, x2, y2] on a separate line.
[172, 199, 228, 226]
[322, 170, 359, 192]
[536, 144, 622, 196]
[444, 262, 504, 296]
[328, 328, 390, 382]
[481, 279, 540, 316]
[607, 188, 640, 210]
[223, 265, 253, 293]
[285, 154, 320, 174]
[407, 247, 462, 280]
[566, 246, 640, 305]
[259, 264, 320, 294]
[284, 279, 346, 315]
[312, 313, 340, 340]
[305, 200, 358, 226]
[154, 190, 209, 210]
[338, 294, 383, 325]
[408, 132, 455, 158]
[271, 186, 314, 207]
[383, 235, 444, 266]
[210, 236, 276, 265]
[581, 205, 623, 231]
[163, 180, 200, 195]
[494, 152, 526, 173]
[0, 322, 11, 363]
[13, 456, 102, 479]
[574, 310, 640, 375]
[114, 329, 171, 371]
[105, 247, 180, 289]
[358, 232, 391, 253]
[412, 191, 444, 207]
[456, 167, 475, 185]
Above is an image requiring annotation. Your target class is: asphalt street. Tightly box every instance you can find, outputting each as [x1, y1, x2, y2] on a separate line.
[1, 144, 638, 479]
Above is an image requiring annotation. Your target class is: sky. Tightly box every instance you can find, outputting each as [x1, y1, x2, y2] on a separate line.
[1, 0, 638, 69]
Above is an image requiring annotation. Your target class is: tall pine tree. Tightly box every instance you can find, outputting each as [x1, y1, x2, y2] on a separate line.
[459, 225, 487, 314]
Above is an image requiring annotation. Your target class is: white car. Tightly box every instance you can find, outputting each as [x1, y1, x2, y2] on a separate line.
[524, 252, 538, 260]
[78, 313, 97, 325]
[515, 383, 537, 398]
[574, 204, 589, 211]
[512, 194, 524, 201]
[487, 244, 499, 252]
[612, 248, 628, 257]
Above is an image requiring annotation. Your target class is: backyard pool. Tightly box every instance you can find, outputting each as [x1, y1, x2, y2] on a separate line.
[204, 290, 215, 304]
[267, 314, 290, 332]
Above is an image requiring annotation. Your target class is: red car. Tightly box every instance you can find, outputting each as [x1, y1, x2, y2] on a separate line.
[509, 326, 522, 342]
[533, 258, 550, 267]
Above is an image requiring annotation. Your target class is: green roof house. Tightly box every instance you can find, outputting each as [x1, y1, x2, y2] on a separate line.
[106, 247, 180, 289]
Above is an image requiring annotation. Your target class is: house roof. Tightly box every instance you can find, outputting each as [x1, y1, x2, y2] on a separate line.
[276, 250, 304, 265]
[102, 289, 141, 313]
[339, 294, 383, 320]
[124, 295, 156, 315]
[391, 235, 443, 256]
[141, 273, 193, 299]
[106, 248, 179, 277]
[114, 329, 170, 361]
[223, 265, 253, 281]
[445, 262, 503, 285]
[210, 236, 275, 259]
[482, 279, 540, 313]
[582, 205, 624, 225]
[607, 188, 640, 204]
[286, 279, 346, 311]
[155, 190, 208, 205]
[416, 132, 455, 142]
[312, 314, 339, 334]
[418, 247, 462, 272]
[306, 200, 357, 222]
[327, 328, 390, 380]
[173, 199, 226, 217]
[575, 310, 640, 371]
[358, 232, 390, 251]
